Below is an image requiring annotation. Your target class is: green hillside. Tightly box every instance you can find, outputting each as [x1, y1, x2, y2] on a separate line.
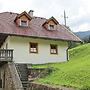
[33, 43, 90, 89]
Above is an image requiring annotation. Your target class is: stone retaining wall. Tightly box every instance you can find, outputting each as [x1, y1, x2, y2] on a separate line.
[28, 83, 62, 90]
[28, 68, 52, 79]
[0, 62, 24, 90]
[28, 83, 75, 90]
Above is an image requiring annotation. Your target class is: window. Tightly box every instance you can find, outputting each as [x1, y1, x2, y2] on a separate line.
[48, 24, 55, 30]
[30, 43, 38, 53]
[50, 44, 58, 54]
[20, 20, 28, 27]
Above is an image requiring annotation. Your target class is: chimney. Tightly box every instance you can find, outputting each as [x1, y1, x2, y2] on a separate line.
[28, 10, 34, 17]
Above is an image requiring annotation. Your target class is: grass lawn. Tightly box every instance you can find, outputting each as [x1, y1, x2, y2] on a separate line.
[32, 43, 90, 90]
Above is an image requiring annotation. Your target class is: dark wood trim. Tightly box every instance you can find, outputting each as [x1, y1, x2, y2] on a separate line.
[0, 49, 13, 61]
[29, 42, 38, 53]
[0, 34, 8, 48]
[50, 44, 58, 55]
[14, 11, 32, 22]
[0, 33, 81, 43]
[42, 16, 59, 26]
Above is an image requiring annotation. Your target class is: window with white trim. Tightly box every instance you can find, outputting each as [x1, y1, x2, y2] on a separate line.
[48, 24, 55, 30]
[20, 20, 28, 27]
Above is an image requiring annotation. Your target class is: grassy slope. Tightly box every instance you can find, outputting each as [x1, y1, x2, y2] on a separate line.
[33, 43, 90, 89]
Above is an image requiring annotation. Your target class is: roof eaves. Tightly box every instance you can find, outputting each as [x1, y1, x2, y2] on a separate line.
[61, 25, 82, 42]
[1, 33, 82, 42]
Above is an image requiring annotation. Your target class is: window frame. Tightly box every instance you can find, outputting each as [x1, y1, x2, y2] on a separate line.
[50, 44, 58, 54]
[29, 42, 38, 53]
[48, 24, 55, 30]
[20, 19, 28, 27]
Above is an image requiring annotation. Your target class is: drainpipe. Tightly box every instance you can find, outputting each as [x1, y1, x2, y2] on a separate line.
[66, 41, 72, 61]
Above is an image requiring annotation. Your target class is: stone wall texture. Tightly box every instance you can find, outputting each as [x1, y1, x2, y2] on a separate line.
[28, 68, 52, 80]
[0, 62, 24, 90]
[28, 83, 62, 90]
[28, 83, 75, 90]
[1, 63, 14, 90]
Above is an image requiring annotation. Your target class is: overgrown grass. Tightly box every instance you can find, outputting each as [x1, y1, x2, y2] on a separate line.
[32, 43, 90, 89]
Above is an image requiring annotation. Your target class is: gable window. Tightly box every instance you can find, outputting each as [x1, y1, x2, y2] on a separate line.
[20, 20, 28, 27]
[48, 24, 55, 30]
[30, 43, 38, 53]
[50, 44, 58, 54]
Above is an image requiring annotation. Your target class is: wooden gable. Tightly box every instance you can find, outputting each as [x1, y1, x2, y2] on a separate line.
[14, 11, 32, 26]
[15, 11, 32, 21]
[43, 16, 59, 30]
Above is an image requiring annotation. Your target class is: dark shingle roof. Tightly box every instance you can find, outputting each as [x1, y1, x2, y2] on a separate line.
[0, 12, 81, 42]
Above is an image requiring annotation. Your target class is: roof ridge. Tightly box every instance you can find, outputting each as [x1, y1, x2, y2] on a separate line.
[0, 12, 18, 14]
[34, 16, 47, 19]
[0, 12, 47, 19]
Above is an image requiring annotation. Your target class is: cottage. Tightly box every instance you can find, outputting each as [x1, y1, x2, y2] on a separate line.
[0, 10, 81, 64]
[0, 10, 82, 90]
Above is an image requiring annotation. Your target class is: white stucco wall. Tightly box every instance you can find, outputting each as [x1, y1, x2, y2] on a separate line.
[1, 36, 68, 64]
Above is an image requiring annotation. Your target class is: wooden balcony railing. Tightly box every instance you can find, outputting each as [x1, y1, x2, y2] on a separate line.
[0, 49, 13, 61]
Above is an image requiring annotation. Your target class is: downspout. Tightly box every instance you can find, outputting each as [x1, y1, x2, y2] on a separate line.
[66, 41, 72, 61]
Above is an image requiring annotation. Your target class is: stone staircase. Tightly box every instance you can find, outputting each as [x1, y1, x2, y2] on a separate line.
[15, 64, 71, 90]
[15, 64, 28, 90]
